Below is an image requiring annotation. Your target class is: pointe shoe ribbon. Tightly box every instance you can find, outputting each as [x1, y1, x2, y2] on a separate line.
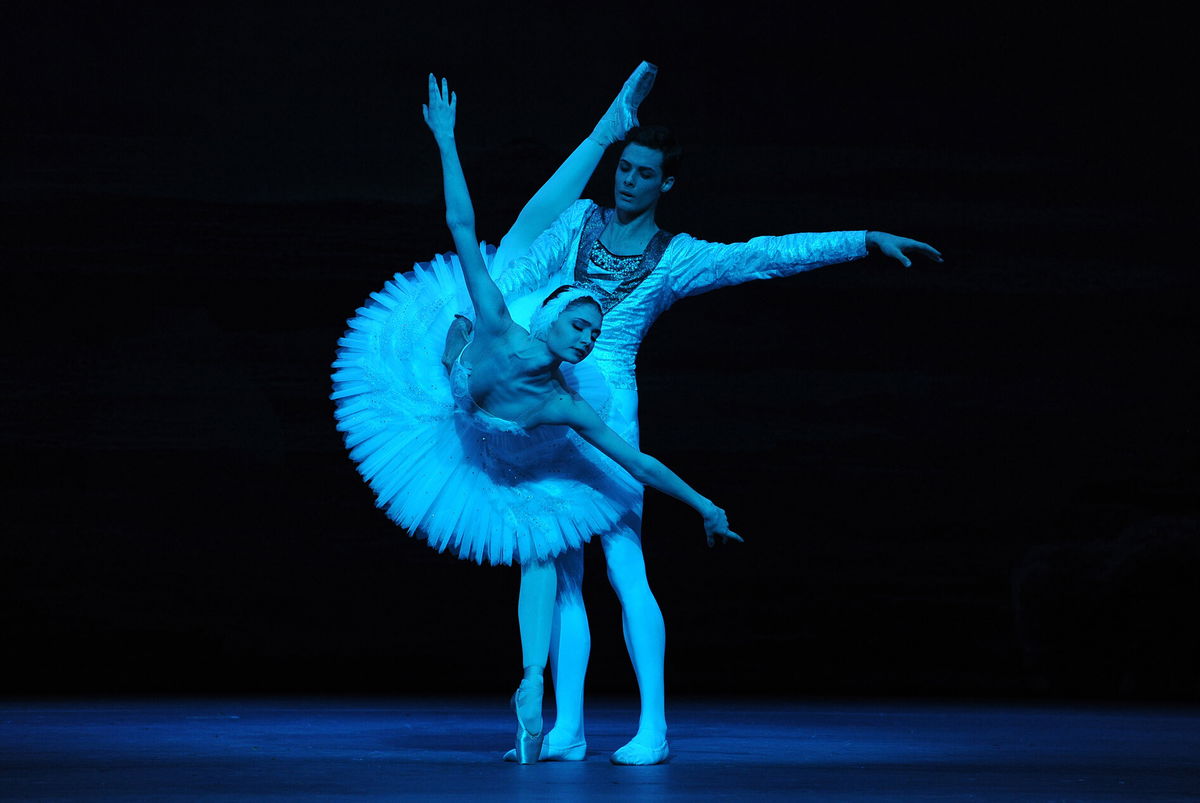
[610, 739, 670, 765]
[591, 61, 658, 146]
[502, 736, 588, 762]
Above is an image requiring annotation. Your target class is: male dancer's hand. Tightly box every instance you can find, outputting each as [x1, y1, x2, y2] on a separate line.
[702, 504, 743, 548]
[866, 231, 944, 268]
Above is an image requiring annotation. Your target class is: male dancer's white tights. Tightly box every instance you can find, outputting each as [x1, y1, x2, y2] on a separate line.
[499, 136, 667, 749]
[548, 507, 668, 748]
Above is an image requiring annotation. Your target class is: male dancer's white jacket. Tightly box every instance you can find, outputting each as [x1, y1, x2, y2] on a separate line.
[499, 199, 867, 444]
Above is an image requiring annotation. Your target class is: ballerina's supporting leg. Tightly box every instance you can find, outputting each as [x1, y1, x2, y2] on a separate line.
[519, 558, 557, 677]
[545, 547, 590, 753]
[504, 548, 589, 763]
[513, 557, 557, 763]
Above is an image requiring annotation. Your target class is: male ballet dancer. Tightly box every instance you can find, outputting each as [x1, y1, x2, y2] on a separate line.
[490, 85, 941, 765]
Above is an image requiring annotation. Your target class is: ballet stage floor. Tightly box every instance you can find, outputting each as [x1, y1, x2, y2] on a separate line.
[2, 697, 1197, 801]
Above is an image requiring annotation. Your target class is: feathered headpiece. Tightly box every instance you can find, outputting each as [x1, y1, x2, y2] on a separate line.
[529, 286, 602, 341]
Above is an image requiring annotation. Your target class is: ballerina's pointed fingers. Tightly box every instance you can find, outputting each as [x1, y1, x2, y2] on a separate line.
[723, 529, 744, 543]
[450, 90, 457, 111]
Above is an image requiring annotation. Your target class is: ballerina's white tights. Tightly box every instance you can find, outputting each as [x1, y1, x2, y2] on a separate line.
[517, 559, 556, 735]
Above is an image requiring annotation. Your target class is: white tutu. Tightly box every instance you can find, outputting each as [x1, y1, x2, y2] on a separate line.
[331, 245, 640, 566]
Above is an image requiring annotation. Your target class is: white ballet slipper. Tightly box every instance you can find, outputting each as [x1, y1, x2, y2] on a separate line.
[609, 739, 670, 765]
[590, 61, 658, 146]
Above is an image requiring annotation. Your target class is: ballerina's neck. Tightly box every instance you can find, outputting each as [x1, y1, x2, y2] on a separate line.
[511, 331, 562, 372]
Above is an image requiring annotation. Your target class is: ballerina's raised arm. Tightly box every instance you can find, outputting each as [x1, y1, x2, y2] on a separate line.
[423, 74, 514, 340]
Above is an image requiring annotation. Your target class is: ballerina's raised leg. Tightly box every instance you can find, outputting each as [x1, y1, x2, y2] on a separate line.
[490, 62, 656, 274]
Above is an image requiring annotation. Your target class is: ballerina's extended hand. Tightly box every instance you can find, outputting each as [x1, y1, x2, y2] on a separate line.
[423, 74, 457, 140]
[702, 504, 743, 548]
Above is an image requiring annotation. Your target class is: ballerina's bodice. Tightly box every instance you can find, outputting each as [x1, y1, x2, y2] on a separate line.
[449, 352, 530, 437]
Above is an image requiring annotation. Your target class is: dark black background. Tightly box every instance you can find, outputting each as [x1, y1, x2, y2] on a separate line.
[3, 2, 1195, 699]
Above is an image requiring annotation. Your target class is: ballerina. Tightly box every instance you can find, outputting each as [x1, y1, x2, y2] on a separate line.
[331, 73, 741, 764]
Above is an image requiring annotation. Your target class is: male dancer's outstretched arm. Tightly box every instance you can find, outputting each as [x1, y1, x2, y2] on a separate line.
[664, 229, 942, 302]
[499, 118, 942, 304]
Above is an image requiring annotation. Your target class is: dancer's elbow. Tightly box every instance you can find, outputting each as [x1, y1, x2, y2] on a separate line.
[626, 454, 657, 485]
[446, 212, 475, 232]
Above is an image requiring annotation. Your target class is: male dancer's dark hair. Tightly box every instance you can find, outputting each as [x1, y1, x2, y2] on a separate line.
[622, 125, 682, 179]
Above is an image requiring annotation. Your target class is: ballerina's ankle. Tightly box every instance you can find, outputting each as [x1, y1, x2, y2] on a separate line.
[590, 61, 657, 147]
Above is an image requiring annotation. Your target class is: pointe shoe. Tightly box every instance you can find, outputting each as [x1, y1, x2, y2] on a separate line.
[502, 735, 588, 762]
[509, 680, 544, 765]
[610, 739, 670, 765]
[590, 61, 658, 146]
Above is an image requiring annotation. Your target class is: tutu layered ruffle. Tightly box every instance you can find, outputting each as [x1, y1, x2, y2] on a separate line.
[331, 246, 639, 565]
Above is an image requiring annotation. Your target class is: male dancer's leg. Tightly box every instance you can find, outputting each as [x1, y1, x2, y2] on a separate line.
[530, 389, 650, 760]
[602, 390, 670, 762]
[538, 507, 667, 763]
[601, 389, 670, 760]
[601, 507, 669, 751]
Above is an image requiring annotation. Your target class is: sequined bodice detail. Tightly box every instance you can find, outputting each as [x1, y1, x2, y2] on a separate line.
[586, 240, 644, 293]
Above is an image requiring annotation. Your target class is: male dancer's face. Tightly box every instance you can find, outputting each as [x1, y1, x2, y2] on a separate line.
[614, 143, 674, 216]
